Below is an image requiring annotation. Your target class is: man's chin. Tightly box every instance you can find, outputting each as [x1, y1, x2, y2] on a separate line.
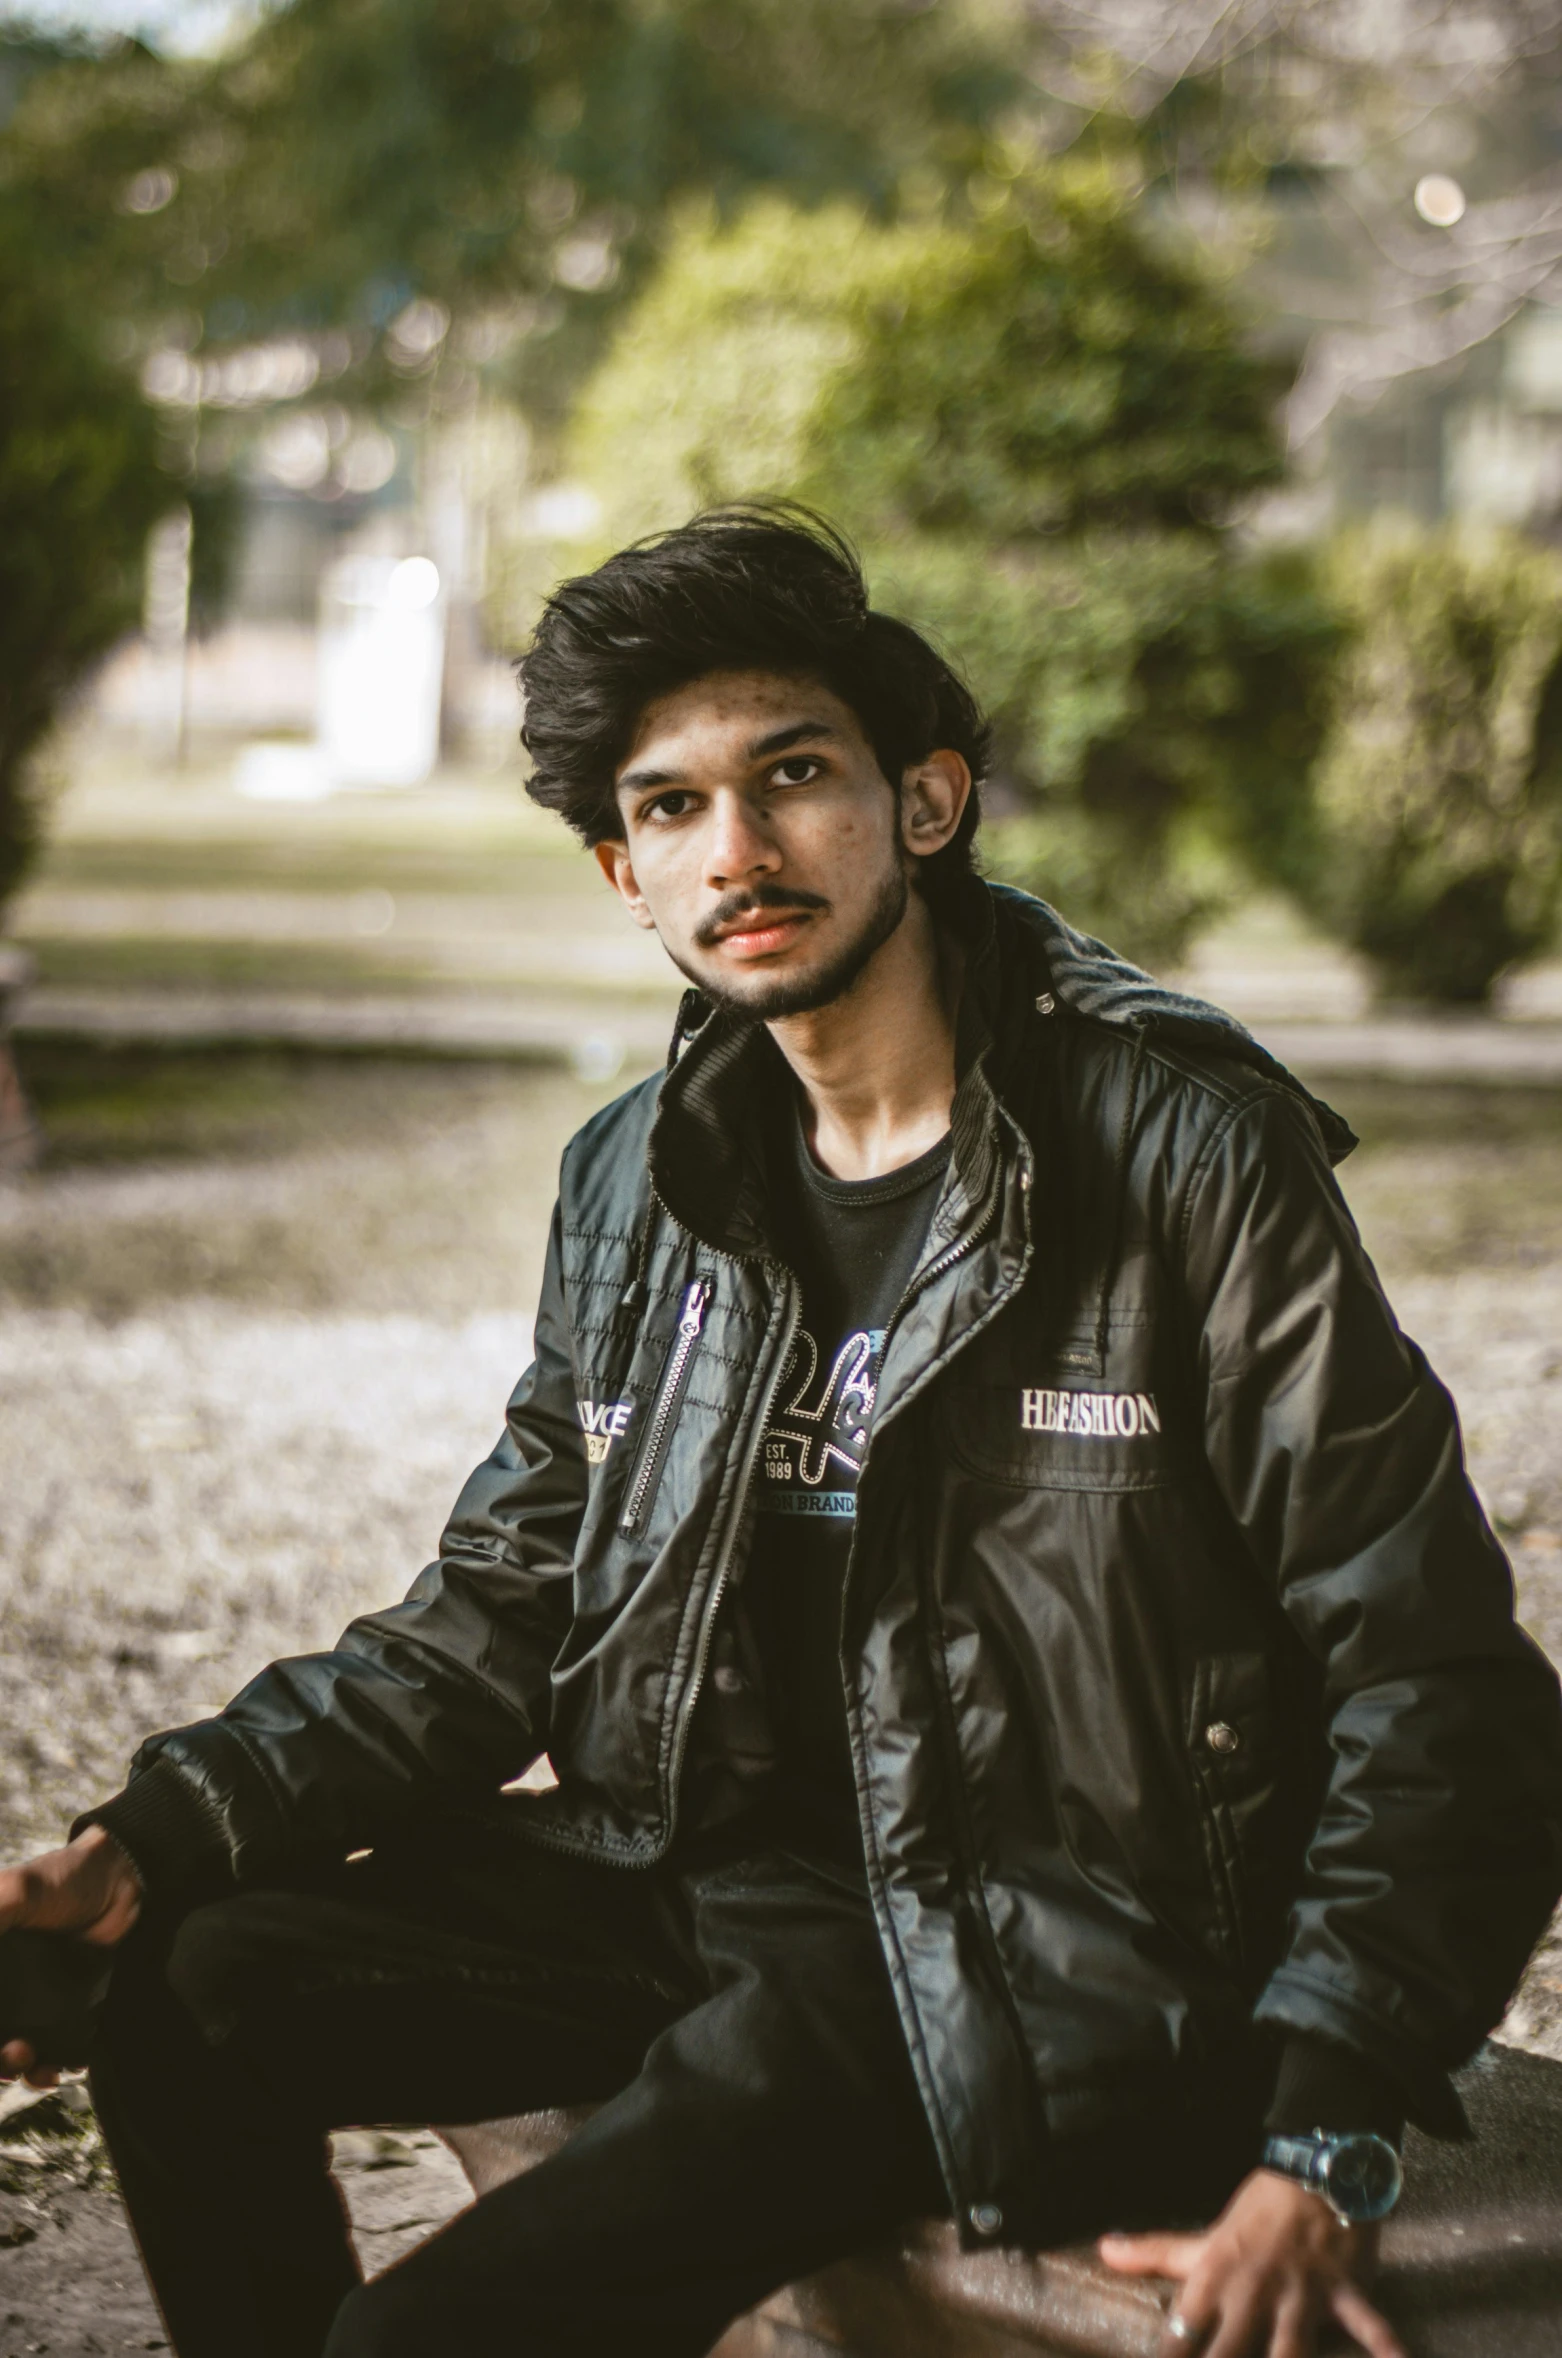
[675, 949, 849, 1022]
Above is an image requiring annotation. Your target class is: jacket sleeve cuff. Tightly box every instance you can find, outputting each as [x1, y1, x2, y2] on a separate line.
[1264, 2032, 1406, 2146]
[73, 1761, 231, 1895]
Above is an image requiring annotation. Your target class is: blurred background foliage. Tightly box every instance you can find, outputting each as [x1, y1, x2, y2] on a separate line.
[1283, 529, 1562, 1004]
[6, 0, 1562, 997]
[0, 108, 169, 914]
[561, 169, 1335, 964]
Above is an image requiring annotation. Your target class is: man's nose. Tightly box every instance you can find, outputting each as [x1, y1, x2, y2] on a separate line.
[705, 789, 781, 887]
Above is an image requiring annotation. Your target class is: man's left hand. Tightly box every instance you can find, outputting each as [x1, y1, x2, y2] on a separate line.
[1098, 2168, 1408, 2358]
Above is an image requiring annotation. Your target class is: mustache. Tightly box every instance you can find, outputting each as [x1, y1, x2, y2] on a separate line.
[693, 883, 830, 950]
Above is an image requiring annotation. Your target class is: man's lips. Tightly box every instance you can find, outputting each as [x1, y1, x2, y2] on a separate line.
[708, 909, 814, 958]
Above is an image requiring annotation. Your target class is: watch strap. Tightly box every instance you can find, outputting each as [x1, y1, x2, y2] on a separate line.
[1261, 2129, 1403, 2225]
[1262, 2131, 1330, 2190]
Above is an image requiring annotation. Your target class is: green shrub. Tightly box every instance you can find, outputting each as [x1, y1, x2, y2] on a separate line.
[1278, 530, 1562, 1005]
[538, 198, 920, 573]
[855, 527, 1338, 971]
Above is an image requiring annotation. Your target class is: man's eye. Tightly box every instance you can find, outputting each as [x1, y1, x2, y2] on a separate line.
[771, 758, 820, 787]
[644, 790, 695, 822]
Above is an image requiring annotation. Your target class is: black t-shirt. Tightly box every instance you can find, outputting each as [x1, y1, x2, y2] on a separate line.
[740, 1107, 951, 1852]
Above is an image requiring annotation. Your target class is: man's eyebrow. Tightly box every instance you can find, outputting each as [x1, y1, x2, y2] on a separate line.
[616, 761, 684, 793]
[747, 720, 840, 761]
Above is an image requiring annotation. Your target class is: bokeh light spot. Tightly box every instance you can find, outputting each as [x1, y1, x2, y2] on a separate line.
[1414, 175, 1467, 228]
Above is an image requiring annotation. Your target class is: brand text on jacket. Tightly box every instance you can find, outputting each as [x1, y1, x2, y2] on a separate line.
[1020, 1389, 1161, 1437]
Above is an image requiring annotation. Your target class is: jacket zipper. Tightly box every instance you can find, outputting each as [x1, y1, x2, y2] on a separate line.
[841, 1169, 1009, 1851]
[619, 1279, 711, 1536]
[872, 1166, 1012, 1414]
[851, 1146, 1025, 1626]
[850, 1150, 1043, 2171]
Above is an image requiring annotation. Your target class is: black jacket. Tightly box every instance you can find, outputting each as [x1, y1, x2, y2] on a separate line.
[96, 885, 1562, 2237]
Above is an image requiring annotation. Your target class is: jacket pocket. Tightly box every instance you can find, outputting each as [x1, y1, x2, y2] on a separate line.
[619, 1279, 712, 1536]
[1185, 1650, 1276, 1974]
[944, 1320, 1172, 1493]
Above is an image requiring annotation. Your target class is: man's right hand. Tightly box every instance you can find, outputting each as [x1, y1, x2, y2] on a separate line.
[0, 1826, 142, 2085]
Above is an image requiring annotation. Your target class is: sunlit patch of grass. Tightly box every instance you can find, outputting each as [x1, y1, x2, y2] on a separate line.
[33, 838, 597, 900]
[1327, 1080, 1562, 1153]
[15, 935, 444, 994]
[1330, 1083, 1562, 1280]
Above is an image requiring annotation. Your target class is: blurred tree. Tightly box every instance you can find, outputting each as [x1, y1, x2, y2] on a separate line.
[2, 2, 1014, 426]
[562, 200, 918, 541]
[564, 170, 1337, 965]
[0, 35, 173, 927]
[0, 2, 1014, 925]
[810, 162, 1283, 534]
[214, 0, 1004, 327]
[1012, 1, 1562, 458]
[1266, 528, 1562, 1004]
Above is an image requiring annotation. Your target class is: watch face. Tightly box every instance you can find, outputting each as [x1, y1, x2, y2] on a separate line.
[1322, 2135, 1403, 2223]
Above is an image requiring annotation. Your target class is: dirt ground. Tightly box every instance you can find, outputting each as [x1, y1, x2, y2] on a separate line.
[1, 1048, 1560, 2345]
[0, 2095, 474, 2356]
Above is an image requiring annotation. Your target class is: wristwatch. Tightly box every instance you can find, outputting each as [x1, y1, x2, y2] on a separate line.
[1261, 2130, 1403, 2225]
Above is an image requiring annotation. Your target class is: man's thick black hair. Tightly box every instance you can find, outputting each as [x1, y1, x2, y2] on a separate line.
[520, 505, 989, 906]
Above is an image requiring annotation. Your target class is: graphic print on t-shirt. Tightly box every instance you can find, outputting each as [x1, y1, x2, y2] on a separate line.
[760, 1325, 886, 1520]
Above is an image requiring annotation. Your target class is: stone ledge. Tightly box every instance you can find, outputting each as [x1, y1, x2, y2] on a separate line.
[437, 2045, 1562, 2358]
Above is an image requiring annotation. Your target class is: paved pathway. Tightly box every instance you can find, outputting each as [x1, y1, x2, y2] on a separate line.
[1262, 1017, 1562, 1086]
[14, 984, 1562, 1089]
[13, 982, 676, 1074]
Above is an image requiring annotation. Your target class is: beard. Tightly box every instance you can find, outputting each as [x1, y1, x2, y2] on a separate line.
[670, 865, 910, 1022]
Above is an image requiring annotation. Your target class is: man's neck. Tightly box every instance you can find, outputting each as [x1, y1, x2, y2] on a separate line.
[766, 893, 958, 1182]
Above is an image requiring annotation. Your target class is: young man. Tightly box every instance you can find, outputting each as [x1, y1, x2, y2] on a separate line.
[2, 509, 1559, 2358]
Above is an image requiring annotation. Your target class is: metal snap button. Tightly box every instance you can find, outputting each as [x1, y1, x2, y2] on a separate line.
[969, 2201, 1004, 2237]
[1205, 1721, 1240, 1756]
[1034, 992, 1056, 1016]
[712, 1665, 745, 1695]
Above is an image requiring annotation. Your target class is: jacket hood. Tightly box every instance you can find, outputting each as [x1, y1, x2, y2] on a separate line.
[985, 884, 1358, 1167]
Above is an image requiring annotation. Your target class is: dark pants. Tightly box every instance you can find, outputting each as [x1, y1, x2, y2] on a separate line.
[88, 1808, 1264, 2358]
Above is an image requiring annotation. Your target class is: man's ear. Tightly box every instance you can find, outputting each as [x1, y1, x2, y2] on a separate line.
[594, 838, 657, 931]
[899, 749, 972, 864]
